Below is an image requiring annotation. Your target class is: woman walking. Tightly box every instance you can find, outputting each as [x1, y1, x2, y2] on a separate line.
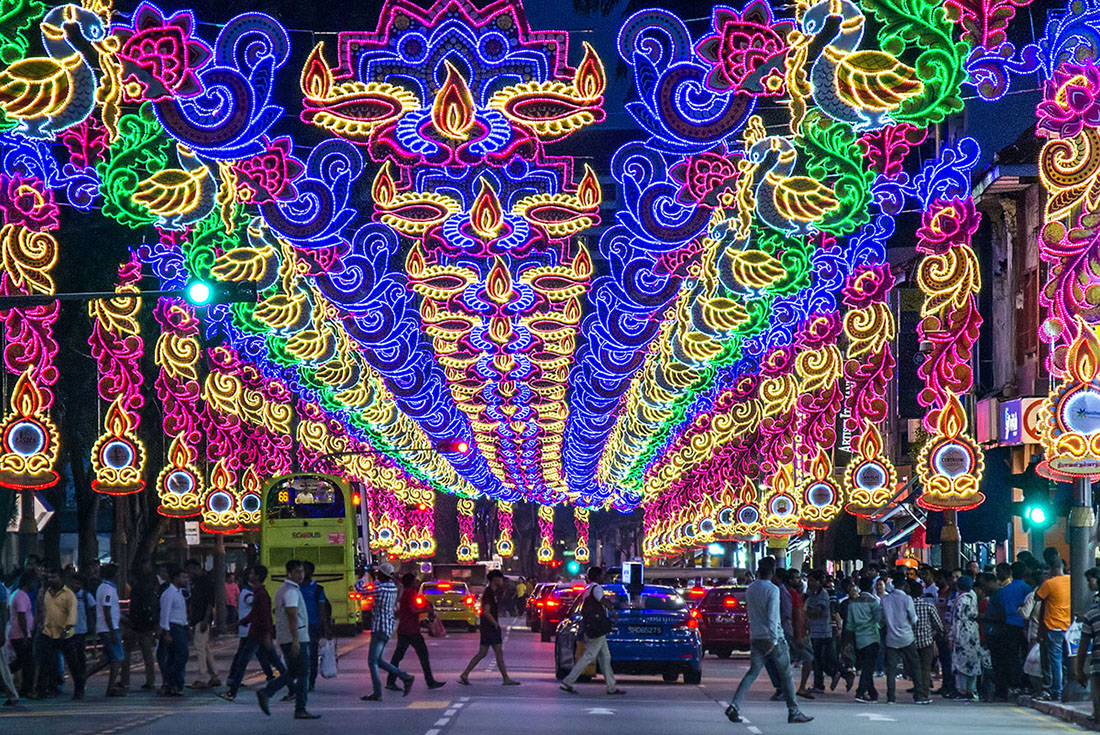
[458, 570, 520, 686]
[950, 576, 986, 701]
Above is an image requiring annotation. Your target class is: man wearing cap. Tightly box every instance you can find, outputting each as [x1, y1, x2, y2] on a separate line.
[361, 563, 414, 701]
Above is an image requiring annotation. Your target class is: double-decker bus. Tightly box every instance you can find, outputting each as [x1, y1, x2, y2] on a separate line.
[260, 473, 359, 630]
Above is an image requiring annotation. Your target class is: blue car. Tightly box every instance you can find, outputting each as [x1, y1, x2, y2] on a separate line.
[553, 583, 703, 684]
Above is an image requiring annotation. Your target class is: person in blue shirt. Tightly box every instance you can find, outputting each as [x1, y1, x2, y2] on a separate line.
[299, 561, 330, 691]
[988, 561, 1032, 699]
[65, 572, 94, 700]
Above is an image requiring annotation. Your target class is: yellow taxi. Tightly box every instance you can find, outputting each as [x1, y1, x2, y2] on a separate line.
[420, 581, 479, 631]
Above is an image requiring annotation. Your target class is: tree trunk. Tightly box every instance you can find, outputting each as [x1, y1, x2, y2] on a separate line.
[71, 437, 99, 566]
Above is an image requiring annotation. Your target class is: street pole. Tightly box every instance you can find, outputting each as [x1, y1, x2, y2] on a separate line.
[1070, 478, 1096, 617]
[16, 487, 36, 562]
[941, 509, 961, 571]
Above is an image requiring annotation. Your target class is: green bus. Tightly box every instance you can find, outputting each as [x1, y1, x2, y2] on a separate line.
[260, 473, 359, 629]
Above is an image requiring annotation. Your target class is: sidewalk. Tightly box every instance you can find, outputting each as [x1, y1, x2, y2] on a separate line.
[1018, 694, 1099, 731]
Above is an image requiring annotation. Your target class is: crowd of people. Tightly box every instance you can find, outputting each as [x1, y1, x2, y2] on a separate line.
[725, 548, 1086, 724]
[1, 546, 1095, 723]
[0, 554, 334, 717]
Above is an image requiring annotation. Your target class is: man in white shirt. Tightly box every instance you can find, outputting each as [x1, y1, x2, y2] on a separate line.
[158, 566, 190, 696]
[881, 572, 920, 704]
[559, 567, 624, 695]
[257, 560, 319, 720]
[96, 564, 125, 696]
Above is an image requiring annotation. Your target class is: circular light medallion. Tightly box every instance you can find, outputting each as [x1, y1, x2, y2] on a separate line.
[102, 439, 134, 470]
[737, 505, 760, 526]
[378, 527, 393, 541]
[241, 493, 262, 513]
[855, 462, 886, 491]
[932, 442, 972, 479]
[717, 507, 734, 525]
[807, 481, 835, 508]
[8, 420, 44, 457]
[770, 494, 794, 517]
[699, 517, 716, 534]
[166, 469, 195, 496]
[1063, 388, 1100, 435]
[208, 491, 233, 513]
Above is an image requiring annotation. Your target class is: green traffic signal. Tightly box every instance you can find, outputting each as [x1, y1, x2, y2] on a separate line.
[1025, 506, 1048, 526]
[566, 560, 580, 574]
[184, 280, 258, 306]
[185, 280, 212, 305]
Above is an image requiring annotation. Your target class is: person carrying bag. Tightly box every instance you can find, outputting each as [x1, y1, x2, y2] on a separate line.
[559, 567, 625, 695]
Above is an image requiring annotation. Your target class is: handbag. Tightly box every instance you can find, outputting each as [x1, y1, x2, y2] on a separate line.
[427, 614, 446, 638]
[319, 638, 338, 679]
[1024, 642, 1042, 678]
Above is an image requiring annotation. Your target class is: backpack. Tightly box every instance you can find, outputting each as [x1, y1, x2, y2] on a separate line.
[582, 591, 613, 639]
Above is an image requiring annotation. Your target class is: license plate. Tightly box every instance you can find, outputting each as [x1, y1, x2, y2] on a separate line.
[713, 614, 736, 623]
[629, 625, 663, 636]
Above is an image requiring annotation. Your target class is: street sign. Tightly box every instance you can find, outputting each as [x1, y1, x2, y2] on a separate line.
[420, 562, 433, 574]
[5, 492, 53, 533]
[184, 521, 200, 545]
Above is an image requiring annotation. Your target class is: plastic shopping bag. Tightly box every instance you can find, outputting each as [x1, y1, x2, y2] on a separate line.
[1067, 621, 1083, 657]
[428, 614, 446, 638]
[320, 638, 338, 679]
[1024, 642, 1042, 678]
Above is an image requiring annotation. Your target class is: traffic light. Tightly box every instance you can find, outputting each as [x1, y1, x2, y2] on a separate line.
[1009, 459, 1055, 532]
[184, 279, 258, 306]
[566, 560, 580, 575]
[437, 438, 470, 454]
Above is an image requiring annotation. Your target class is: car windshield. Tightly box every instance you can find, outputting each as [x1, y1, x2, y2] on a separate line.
[602, 585, 686, 611]
[423, 582, 467, 594]
[702, 588, 746, 607]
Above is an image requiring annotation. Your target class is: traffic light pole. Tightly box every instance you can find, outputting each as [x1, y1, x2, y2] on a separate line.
[1070, 478, 1096, 617]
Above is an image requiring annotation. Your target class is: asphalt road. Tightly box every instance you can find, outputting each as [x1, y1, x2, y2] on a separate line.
[1, 617, 1089, 735]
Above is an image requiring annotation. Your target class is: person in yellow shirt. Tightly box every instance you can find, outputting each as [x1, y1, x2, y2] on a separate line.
[38, 566, 84, 699]
[1036, 558, 1071, 701]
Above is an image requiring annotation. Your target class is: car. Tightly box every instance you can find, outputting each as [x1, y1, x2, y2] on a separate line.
[540, 583, 586, 642]
[553, 583, 703, 684]
[696, 586, 750, 658]
[421, 581, 479, 631]
[526, 582, 555, 631]
[349, 581, 373, 630]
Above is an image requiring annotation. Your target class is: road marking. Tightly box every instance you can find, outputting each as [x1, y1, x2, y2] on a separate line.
[446, 708, 458, 715]
[854, 712, 897, 722]
[434, 717, 450, 726]
[407, 701, 451, 709]
[586, 707, 616, 715]
[460, 697, 470, 702]
[424, 730, 440, 735]
[747, 727, 761, 734]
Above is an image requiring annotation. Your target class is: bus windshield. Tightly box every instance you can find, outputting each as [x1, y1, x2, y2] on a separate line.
[266, 474, 346, 520]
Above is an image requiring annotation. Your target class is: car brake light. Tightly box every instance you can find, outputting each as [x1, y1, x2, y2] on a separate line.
[675, 618, 699, 629]
[572, 585, 585, 591]
[724, 598, 739, 608]
[690, 608, 701, 619]
[464, 595, 475, 606]
[536, 601, 544, 607]
[545, 600, 560, 608]
[688, 587, 706, 598]
[415, 595, 425, 607]
[439, 583, 452, 589]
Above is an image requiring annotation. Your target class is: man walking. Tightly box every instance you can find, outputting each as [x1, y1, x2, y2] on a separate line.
[185, 560, 219, 689]
[121, 557, 159, 692]
[7, 572, 34, 698]
[219, 566, 282, 701]
[908, 579, 943, 705]
[300, 561, 330, 692]
[559, 566, 625, 695]
[846, 576, 883, 703]
[458, 570, 521, 686]
[881, 572, 921, 704]
[257, 560, 319, 719]
[361, 563, 414, 700]
[0, 576, 19, 706]
[65, 573, 92, 700]
[96, 564, 125, 697]
[38, 566, 82, 699]
[386, 573, 445, 692]
[806, 570, 852, 692]
[725, 557, 813, 725]
[158, 566, 190, 696]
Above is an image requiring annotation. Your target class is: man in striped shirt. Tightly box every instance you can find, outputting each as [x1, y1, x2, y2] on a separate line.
[908, 580, 944, 705]
[361, 563, 413, 701]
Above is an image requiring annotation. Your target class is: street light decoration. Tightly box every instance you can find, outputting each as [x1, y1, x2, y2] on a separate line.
[90, 398, 146, 495]
[0, 370, 59, 489]
[574, 506, 590, 564]
[200, 458, 240, 534]
[1040, 319, 1100, 480]
[844, 423, 897, 518]
[155, 434, 203, 517]
[915, 392, 986, 511]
